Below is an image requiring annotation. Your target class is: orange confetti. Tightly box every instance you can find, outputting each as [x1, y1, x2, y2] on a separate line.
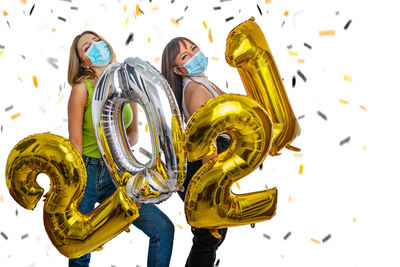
[202, 21, 208, 29]
[319, 30, 336, 36]
[152, 6, 159, 11]
[288, 194, 292, 203]
[0, 195, 3, 203]
[360, 105, 367, 111]
[125, 17, 129, 26]
[311, 238, 321, 244]
[211, 57, 219, 61]
[11, 112, 21, 120]
[51, 28, 56, 32]
[299, 164, 303, 175]
[21, 0, 27, 4]
[339, 99, 349, 105]
[136, 4, 143, 16]
[176, 224, 183, 230]
[288, 50, 297, 56]
[265, 0, 271, 3]
[155, 57, 160, 63]
[18, 77, 22, 82]
[33, 75, 38, 88]
[235, 182, 240, 190]
[3, 10, 8, 17]
[294, 153, 303, 158]
[344, 75, 352, 82]
[284, 10, 289, 17]
[123, 5, 127, 12]
[208, 29, 213, 43]
[145, 123, 149, 132]
[171, 18, 178, 26]
[297, 59, 305, 63]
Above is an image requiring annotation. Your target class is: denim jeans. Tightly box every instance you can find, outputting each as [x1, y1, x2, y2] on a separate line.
[69, 155, 174, 267]
[177, 135, 230, 267]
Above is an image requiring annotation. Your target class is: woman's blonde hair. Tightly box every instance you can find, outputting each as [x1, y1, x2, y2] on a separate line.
[67, 30, 117, 86]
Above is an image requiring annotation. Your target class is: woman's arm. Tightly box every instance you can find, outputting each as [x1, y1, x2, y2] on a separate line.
[67, 83, 87, 154]
[126, 102, 139, 146]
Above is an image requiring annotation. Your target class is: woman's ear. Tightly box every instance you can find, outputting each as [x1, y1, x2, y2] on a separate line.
[173, 66, 183, 76]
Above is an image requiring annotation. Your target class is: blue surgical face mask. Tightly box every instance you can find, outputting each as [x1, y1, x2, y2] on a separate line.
[182, 51, 208, 76]
[85, 40, 111, 66]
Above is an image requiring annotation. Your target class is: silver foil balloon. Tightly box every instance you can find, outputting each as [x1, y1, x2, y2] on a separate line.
[92, 57, 186, 204]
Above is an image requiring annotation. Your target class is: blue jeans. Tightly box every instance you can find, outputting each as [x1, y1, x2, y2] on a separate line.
[69, 155, 174, 267]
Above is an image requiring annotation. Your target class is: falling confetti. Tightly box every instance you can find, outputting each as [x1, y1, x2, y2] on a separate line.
[284, 10, 289, 16]
[257, 4, 262, 15]
[263, 233, 270, 239]
[57, 94, 65, 104]
[363, 145, 367, 150]
[344, 75, 352, 82]
[208, 29, 213, 42]
[304, 42, 312, 49]
[265, 0, 271, 3]
[339, 99, 349, 104]
[297, 70, 306, 82]
[58, 16, 66, 22]
[299, 164, 303, 175]
[340, 136, 351, 146]
[154, 57, 160, 63]
[21, 233, 29, 239]
[3, 10, 8, 16]
[176, 224, 183, 230]
[5, 105, 13, 111]
[0, 44, 4, 49]
[281, 20, 285, 28]
[298, 59, 304, 63]
[47, 57, 59, 69]
[176, 16, 183, 23]
[283, 232, 291, 240]
[226, 16, 234, 22]
[148, 37, 151, 43]
[317, 111, 327, 120]
[1, 232, 8, 240]
[29, 4, 35, 15]
[214, 6, 221, 10]
[21, 0, 27, 3]
[152, 6, 159, 11]
[15, 209, 18, 216]
[311, 238, 321, 244]
[287, 44, 292, 49]
[123, 5, 127, 12]
[33, 75, 38, 88]
[0, 195, 3, 202]
[11, 112, 21, 120]
[353, 217, 357, 222]
[71, 6, 78, 10]
[319, 30, 335, 36]
[360, 105, 367, 111]
[215, 259, 220, 266]
[289, 50, 298, 56]
[184, 6, 188, 11]
[171, 18, 178, 26]
[211, 56, 219, 61]
[297, 115, 305, 120]
[288, 194, 292, 203]
[322, 234, 331, 243]
[294, 153, 303, 158]
[259, 163, 263, 170]
[125, 17, 130, 26]
[344, 19, 352, 30]
[202, 21, 208, 29]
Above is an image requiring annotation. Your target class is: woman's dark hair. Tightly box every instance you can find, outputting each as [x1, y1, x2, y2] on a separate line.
[161, 37, 196, 113]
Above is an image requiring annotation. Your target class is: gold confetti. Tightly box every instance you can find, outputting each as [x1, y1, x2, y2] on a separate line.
[288, 194, 292, 203]
[299, 164, 303, 175]
[123, 5, 127, 12]
[297, 59, 305, 63]
[155, 57, 160, 63]
[235, 182, 240, 190]
[51, 28, 56, 32]
[135, 4, 142, 16]
[363, 145, 367, 150]
[125, 17, 129, 26]
[284, 10, 289, 17]
[211, 57, 219, 61]
[11, 112, 21, 120]
[18, 77, 22, 82]
[0, 51, 3, 56]
[319, 30, 336, 36]
[294, 153, 303, 158]
[57, 94, 64, 104]
[152, 6, 159, 11]
[176, 224, 183, 230]
[179, 211, 182, 216]
[339, 99, 349, 104]
[202, 21, 208, 29]
[21, 0, 27, 4]
[0, 195, 3, 203]
[288, 50, 297, 56]
[33, 75, 38, 88]
[145, 123, 149, 132]
[344, 75, 352, 82]
[353, 217, 357, 223]
[148, 37, 151, 43]
[208, 29, 213, 43]
[311, 238, 321, 244]
[360, 105, 367, 111]
[265, 0, 271, 4]
[3, 10, 8, 17]
[171, 18, 178, 26]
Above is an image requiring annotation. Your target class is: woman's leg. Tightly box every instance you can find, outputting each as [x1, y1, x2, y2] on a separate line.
[132, 204, 175, 267]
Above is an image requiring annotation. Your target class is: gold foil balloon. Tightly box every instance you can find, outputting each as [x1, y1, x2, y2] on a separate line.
[5, 133, 139, 259]
[225, 17, 301, 156]
[184, 94, 278, 229]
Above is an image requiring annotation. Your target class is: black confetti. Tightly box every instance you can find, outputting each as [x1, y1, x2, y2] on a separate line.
[283, 232, 291, 240]
[226, 16, 234, 22]
[184, 6, 188, 11]
[176, 16, 183, 23]
[16, 209, 18, 216]
[297, 70, 306, 82]
[1, 125, 3, 133]
[5, 105, 13, 112]
[171, 0, 175, 3]
[21, 55, 26, 59]
[263, 233, 270, 239]
[60, 0, 72, 2]
[139, 8, 145, 15]
[58, 16, 66, 22]
[340, 136, 350, 146]
[47, 57, 59, 69]
[322, 234, 331, 243]
[215, 259, 220, 266]
[287, 44, 292, 49]
[1, 232, 8, 240]
[281, 20, 285, 28]
[29, 4, 35, 16]
[259, 163, 263, 171]
[59, 84, 63, 92]
[292, 76, 296, 88]
[125, 33, 134, 46]
[265, 184, 268, 189]
[335, 10, 339, 15]
[7, 21, 10, 28]
[225, 81, 228, 88]
[71, 6, 78, 10]
[220, 0, 231, 2]
[257, 4, 262, 15]
[214, 6, 221, 10]
[344, 19, 352, 30]
[139, 147, 152, 159]
[21, 233, 29, 239]
[297, 115, 305, 120]
[304, 42, 312, 49]
[317, 111, 327, 120]
[0, 44, 4, 49]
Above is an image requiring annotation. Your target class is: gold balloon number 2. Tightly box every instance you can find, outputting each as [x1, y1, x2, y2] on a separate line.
[183, 17, 300, 229]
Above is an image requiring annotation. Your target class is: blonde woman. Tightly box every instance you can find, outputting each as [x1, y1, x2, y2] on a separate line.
[67, 31, 174, 267]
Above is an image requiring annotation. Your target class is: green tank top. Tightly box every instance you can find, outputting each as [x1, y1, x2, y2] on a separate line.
[82, 79, 133, 158]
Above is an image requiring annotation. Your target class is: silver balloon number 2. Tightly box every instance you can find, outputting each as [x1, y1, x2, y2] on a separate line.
[92, 57, 186, 204]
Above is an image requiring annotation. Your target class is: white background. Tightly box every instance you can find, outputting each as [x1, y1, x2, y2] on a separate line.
[1, 0, 400, 266]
